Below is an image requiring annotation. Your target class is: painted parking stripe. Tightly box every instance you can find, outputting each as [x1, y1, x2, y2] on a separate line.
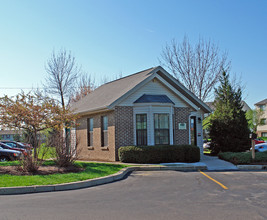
[198, 170, 228, 190]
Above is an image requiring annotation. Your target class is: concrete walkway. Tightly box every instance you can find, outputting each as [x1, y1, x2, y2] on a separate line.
[161, 155, 238, 171]
[200, 154, 238, 171]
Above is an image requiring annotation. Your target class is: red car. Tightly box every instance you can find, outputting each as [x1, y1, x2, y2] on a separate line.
[0, 142, 28, 156]
[254, 138, 266, 145]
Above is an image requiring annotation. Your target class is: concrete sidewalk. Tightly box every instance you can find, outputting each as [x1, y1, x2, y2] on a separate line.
[200, 154, 238, 171]
[161, 155, 238, 171]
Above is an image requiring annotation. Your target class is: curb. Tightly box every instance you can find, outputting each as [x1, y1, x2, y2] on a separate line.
[0, 165, 207, 195]
[237, 165, 267, 170]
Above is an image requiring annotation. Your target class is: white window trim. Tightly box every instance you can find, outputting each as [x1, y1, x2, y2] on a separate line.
[133, 104, 173, 145]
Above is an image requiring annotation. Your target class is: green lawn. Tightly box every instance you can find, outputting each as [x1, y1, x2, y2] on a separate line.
[36, 144, 56, 160]
[0, 161, 128, 187]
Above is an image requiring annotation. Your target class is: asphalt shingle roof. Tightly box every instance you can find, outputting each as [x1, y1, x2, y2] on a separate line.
[255, 99, 267, 105]
[71, 67, 157, 114]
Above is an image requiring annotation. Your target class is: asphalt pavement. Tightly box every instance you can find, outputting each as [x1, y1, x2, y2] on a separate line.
[0, 170, 266, 220]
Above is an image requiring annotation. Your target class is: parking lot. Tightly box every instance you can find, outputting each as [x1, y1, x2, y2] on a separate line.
[0, 170, 266, 220]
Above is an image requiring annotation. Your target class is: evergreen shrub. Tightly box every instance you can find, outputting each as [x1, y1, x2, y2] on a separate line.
[118, 145, 200, 163]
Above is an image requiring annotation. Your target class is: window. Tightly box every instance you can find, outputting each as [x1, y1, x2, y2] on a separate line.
[154, 113, 169, 145]
[190, 116, 197, 146]
[259, 105, 266, 111]
[262, 132, 267, 137]
[260, 118, 266, 125]
[87, 118, 93, 146]
[101, 116, 108, 147]
[136, 114, 147, 146]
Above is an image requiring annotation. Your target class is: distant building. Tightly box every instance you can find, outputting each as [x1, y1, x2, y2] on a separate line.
[255, 99, 267, 137]
[0, 130, 22, 141]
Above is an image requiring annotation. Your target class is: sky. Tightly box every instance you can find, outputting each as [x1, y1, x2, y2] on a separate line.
[0, 0, 266, 108]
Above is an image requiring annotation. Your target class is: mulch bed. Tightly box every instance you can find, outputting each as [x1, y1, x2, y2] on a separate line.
[0, 165, 84, 176]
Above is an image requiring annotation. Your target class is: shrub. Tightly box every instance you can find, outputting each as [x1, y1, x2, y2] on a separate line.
[118, 145, 200, 163]
[218, 151, 267, 165]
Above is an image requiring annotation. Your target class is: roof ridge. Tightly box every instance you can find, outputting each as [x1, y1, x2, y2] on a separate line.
[102, 66, 157, 85]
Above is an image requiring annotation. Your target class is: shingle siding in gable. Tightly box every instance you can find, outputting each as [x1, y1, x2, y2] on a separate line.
[115, 106, 134, 161]
[117, 79, 187, 107]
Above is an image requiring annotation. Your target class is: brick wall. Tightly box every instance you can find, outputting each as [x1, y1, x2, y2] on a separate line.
[115, 106, 134, 160]
[76, 110, 116, 161]
[173, 107, 190, 145]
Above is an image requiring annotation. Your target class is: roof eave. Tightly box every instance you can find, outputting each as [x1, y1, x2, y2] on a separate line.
[74, 106, 112, 117]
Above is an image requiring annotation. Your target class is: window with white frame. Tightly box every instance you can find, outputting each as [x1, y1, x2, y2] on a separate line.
[136, 114, 147, 146]
[154, 113, 170, 145]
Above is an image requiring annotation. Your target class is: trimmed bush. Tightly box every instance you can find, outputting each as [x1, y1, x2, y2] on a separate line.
[118, 145, 200, 163]
[218, 151, 267, 165]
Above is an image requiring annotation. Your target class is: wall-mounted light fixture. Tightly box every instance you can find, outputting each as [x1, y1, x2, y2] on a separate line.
[198, 117, 202, 124]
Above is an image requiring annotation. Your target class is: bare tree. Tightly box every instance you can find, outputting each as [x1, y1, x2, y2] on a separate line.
[160, 36, 231, 101]
[71, 73, 95, 103]
[44, 49, 80, 109]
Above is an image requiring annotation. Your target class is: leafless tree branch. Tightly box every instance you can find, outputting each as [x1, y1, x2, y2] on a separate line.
[44, 49, 80, 109]
[160, 36, 231, 101]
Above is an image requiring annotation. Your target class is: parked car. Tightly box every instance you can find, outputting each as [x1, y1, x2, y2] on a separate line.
[203, 140, 211, 149]
[0, 140, 32, 155]
[254, 138, 266, 145]
[0, 142, 27, 156]
[0, 145, 22, 161]
[251, 143, 267, 153]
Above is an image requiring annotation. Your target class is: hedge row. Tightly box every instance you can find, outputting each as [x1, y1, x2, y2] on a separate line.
[218, 151, 267, 165]
[118, 145, 200, 164]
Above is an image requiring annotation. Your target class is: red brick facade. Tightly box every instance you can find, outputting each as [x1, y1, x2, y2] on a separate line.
[114, 106, 134, 160]
[173, 107, 190, 145]
[76, 106, 191, 161]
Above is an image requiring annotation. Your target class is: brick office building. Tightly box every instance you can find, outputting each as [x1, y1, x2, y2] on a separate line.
[71, 66, 211, 161]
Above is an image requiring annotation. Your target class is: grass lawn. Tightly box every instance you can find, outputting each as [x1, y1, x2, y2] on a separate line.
[0, 161, 129, 187]
[36, 144, 56, 160]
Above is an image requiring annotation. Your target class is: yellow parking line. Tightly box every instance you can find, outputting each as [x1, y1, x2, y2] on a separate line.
[199, 170, 228, 190]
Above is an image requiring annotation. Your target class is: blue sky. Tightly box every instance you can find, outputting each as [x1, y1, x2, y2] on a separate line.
[0, 0, 266, 108]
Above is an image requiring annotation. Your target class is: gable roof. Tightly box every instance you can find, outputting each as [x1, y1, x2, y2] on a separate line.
[71, 66, 211, 115]
[255, 99, 267, 106]
[71, 67, 157, 114]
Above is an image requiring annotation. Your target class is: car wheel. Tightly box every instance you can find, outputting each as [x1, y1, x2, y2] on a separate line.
[0, 156, 9, 162]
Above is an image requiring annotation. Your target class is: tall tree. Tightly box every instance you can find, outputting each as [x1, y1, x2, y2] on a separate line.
[44, 49, 80, 109]
[160, 36, 231, 101]
[209, 71, 250, 154]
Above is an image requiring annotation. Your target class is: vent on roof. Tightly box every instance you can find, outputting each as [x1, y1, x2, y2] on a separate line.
[134, 94, 174, 104]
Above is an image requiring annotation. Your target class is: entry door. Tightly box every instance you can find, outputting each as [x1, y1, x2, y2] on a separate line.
[190, 116, 197, 146]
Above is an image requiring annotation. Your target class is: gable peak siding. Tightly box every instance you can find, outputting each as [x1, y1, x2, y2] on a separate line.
[115, 106, 134, 161]
[117, 79, 187, 108]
